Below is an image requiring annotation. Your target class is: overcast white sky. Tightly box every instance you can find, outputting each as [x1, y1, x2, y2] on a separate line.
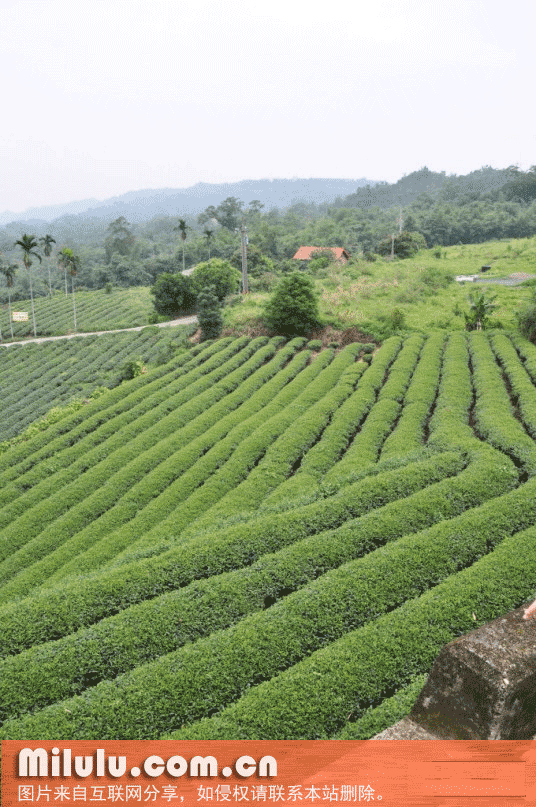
[2, 0, 535, 213]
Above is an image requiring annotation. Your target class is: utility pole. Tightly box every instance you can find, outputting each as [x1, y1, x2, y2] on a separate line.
[238, 219, 249, 294]
[396, 206, 404, 234]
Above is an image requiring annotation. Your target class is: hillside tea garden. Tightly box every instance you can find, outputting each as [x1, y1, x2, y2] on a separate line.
[1, 328, 536, 740]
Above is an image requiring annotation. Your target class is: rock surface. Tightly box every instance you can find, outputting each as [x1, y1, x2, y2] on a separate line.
[371, 605, 536, 740]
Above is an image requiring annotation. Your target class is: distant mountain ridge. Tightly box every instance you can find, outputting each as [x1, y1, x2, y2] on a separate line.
[335, 166, 514, 210]
[0, 178, 374, 226]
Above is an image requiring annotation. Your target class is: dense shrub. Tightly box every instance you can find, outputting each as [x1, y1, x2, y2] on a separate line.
[197, 285, 223, 341]
[419, 266, 453, 291]
[307, 248, 335, 272]
[248, 272, 280, 292]
[120, 359, 145, 381]
[516, 290, 536, 343]
[376, 231, 427, 258]
[150, 272, 196, 316]
[191, 259, 241, 301]
[229, 245, 274, 277]
[263, 272, 322, 335]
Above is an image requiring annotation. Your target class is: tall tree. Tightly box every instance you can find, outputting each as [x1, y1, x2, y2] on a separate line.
[58, 247, 80, 331]
[14, 234, 41, 337]
[216, 197, 244, 230]
[246, 199, 264, 225]
[174, 217, 189, 273]
[59, 248, 69, 294]
[39, 234, 56, 296]
[203, 227, 214, 260]
[503, 166, 536, 203]
[0, 263, 17, 338]
[198, 197, 244, 231]
[104, 217, 135, 264]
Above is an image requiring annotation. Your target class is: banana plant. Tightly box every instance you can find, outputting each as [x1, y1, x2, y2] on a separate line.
[464, 289, 498, 331]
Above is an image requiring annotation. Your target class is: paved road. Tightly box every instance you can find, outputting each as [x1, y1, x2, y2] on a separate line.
[0, 315, 198, 348]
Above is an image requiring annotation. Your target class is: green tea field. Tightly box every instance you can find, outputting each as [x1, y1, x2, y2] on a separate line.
[0, 324, 195, 445]
[0, 287, 154, 340]
[0, 330, 536, 741]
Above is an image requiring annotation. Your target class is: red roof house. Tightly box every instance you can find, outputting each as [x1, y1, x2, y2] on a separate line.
[292, 246, 350, 263]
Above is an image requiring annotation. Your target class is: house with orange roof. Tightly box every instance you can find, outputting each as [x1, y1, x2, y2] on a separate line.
[292, 246, 350, 263]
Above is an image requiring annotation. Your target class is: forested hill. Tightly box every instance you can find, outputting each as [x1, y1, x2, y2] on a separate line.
[335, 166, 515, 210]
[2, 167, 526, 231]
[0, 178, 373, 227]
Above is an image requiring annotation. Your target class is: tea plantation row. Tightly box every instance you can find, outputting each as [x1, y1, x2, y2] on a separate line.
[0, 287, 154, 339]
[1, 329, 535, 740]
[0, 323, 195, 444]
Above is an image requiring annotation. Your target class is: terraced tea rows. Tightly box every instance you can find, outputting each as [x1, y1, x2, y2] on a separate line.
[0, 323, 194, 443]
[0, 287, 153, 339]
[1, 329, 536, 741]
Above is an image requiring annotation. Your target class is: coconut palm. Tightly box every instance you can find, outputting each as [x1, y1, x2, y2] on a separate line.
[58, 247, 80, 331]
[14, 234, 41, 337]
[0, 263, 17, 338]
[174, 217, 189, 273]
[39, 234, 56, 296]
[203, 227, 214, 260]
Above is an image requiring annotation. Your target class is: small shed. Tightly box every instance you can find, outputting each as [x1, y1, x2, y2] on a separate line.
[292, 246, 350, 263]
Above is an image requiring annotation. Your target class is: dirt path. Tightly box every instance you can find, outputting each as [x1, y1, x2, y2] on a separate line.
[0, 315, 198, 348]
[470, 273, 536, 286]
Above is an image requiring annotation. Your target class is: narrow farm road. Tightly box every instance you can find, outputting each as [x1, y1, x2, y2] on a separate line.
[0, 315, 198, 348]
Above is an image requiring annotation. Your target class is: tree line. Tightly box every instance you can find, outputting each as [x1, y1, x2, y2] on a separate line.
[2, 166, 536, 304]
[0, 235, 80, 338]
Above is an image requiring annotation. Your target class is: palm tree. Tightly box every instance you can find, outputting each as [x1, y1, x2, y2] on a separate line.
[174, 217, 189, 273]
[58, 247, 80, 332]
[0, 263, 17, 338]
[39, 234, 56, 296]
[203, 227, 214, 260]
[58, 247, 69, 294]
[14, 234, 41, 337]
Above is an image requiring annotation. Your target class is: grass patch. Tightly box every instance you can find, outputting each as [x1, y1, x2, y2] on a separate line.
[221, 238, 536, 340]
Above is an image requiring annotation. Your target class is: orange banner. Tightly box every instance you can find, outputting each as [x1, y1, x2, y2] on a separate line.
[3, 740, 536, 807]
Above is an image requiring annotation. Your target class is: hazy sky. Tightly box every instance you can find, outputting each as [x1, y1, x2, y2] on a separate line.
[2, 0, 535, 213]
